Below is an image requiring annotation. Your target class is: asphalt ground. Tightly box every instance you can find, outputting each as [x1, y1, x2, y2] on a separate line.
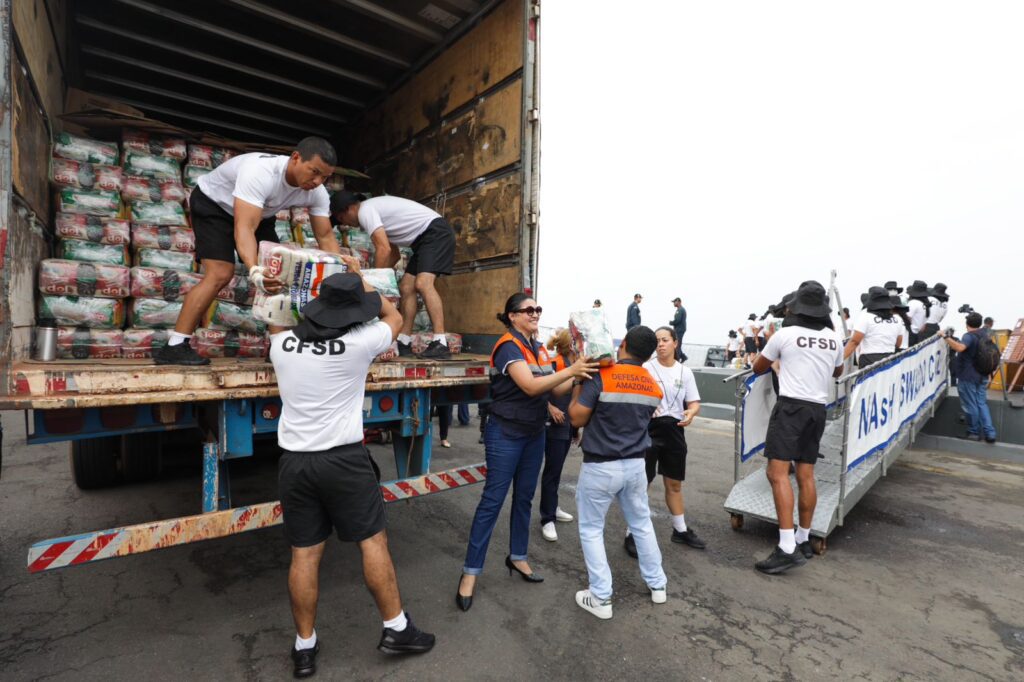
[1, 410, 1022, 681]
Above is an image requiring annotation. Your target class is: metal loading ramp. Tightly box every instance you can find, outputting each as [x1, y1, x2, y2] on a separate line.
[723, 335, 949, 552]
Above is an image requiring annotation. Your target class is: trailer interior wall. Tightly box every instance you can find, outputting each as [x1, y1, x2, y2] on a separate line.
[2, 0, 68, 391]
[347, 0, 538, 342]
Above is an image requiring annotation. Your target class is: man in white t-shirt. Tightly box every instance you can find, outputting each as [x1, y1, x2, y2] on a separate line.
[155, 137, 341, 365]
[751, 281, 844, 575]
[844, 287, 903, 369]
[270, 266, 435, 675]
[905, 280, 932, 346]
[739, 314, 760, 364]
[331, 191, 456, 360]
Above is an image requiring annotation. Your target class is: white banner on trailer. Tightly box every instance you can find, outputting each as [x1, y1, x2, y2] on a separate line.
[740, 373, 776, 461]
[844, 337, 948, 470]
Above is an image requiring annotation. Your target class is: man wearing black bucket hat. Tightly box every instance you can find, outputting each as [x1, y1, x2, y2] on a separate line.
[905, 280, 932, 345]
[751, 281, 844, 574]
[269, 263, 435, 676]
[844, 287, 903, 369]
[331, 191, 456, 360]
[923, 282, 949, 338]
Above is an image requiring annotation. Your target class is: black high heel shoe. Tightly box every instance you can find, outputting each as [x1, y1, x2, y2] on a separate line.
[456, 575, 473, 612]
[505, 555, 544, 583]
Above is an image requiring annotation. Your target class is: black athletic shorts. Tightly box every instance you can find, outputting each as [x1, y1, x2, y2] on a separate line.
[764, 396, 827, 464]
[190, 187, 278, 264]
[858, 352, 891, 369]
[405, 217, 455, 277]
[645, 415, 688, 482]
[278, 442, 386, 547]
[744, 337, 758, 354]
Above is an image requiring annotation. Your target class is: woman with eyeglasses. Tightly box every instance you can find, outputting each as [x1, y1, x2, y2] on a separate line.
[456, 293, 599, 611]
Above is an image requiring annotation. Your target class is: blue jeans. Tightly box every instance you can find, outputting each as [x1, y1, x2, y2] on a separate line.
[458, 403, 471, 426]
[463, 420, 545, 574]
[539, 437, 572, 525]
[959, 379, 996, 439]
[576, 459, 666, 600]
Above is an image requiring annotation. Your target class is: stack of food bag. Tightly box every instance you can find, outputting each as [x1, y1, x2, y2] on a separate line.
[274, 210, 294, 243]
[252, 241, 347, 327]
[411, 333, 462, 355]
[569, 308, 616, 366]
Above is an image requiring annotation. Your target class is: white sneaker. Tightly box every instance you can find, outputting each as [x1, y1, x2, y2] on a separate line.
[575, 589, 612, 620]
[650, 587, 667, 604]
[555, 507, 574, 523]
[542, 521, 558, 542]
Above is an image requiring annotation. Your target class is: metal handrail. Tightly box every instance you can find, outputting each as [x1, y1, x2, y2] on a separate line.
[723, 368, 754, 384]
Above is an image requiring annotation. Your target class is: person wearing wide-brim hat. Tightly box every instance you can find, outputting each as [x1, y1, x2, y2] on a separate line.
[844, 287, 904, 369]
[922, 282, 950, 338]
[269, 264, 436, 673]
[884, 280, 903, 294]
[905, 280, 932, 346]
[751, 280, 844, 575]
[891, 295, 912, 349]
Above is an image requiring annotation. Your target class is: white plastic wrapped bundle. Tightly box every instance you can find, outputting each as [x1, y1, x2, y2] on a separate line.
[569, 308, 616, 365]
[252, 242, 347, 327]
[361, 268, 399, 299]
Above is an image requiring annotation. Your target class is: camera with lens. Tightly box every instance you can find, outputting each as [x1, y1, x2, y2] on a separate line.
[957, 303, 974, 314]
[944, 327, 956, 339]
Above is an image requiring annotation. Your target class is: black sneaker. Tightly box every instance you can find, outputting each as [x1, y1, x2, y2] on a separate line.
[957, 432, 982, 441]
[153, 342, 210, 366]
[755, 546, 807, 575]
[397, 341, 414, 357]
[796, 540, 814, 560]
[418, 340, 452, 360]
[671, 528, 706, 549]
[984, 437, 997, 444]
[291, 642, 320, 679]
[377, 614, 435, 655]
[624, 533, 638, 559]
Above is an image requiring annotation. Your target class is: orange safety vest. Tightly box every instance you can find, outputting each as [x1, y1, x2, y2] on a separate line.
[597, 363, 663, 407]
[489, 332, 553, 376]
[488, 331, 553, 428]
[551, 353, 567, 373]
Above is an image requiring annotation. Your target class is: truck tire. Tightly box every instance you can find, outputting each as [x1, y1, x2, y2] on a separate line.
[121, 433, 162, 483]
[70, 437, 122, 489]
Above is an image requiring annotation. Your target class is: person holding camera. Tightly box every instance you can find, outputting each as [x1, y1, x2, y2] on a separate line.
[940, 312, 997, 443]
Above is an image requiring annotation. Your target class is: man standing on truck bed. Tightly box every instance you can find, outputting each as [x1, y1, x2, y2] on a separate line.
[270, 263, 435, 677]
[154, 137, 341, 366]
[331, 191, 456, 360]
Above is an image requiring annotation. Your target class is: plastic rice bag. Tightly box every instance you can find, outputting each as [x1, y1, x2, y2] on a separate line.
[57, 240, 129, 266]
[131, 201, 187, 226]
[375, 342, 400, 362]
[216, 275, 255, 306]
[290, 206, 310, 225]
[135, 248, 196, 272]
[50, 158, 124, 192]
[53, 133, 118, 165]
[411, 333, 462, 355]
[39, 259, 130, 298]
[252, 242, 347, 326]
[361, 268, 399, 299]
[129, 298, 183, 329]
[130, 267, 203, 301]
[205, 300, 266, 335]
[275, 210, 291, 221]
[131, 224, 195, 253]
[192, 328, 267, 359]
[56, 327, 123, 359]
[56, 188, 120, 217]
[569, 309, 616, 365]
[122, 175, 186, 203]
[182, 164, 210, 189]
[38, 295, 126, 329]
[274, 220, 293, 242]
[55, 214, 130, 246]
[122, 151, 181, 178]
[121, 328, 170, 359]
[122, 130, 187, 160]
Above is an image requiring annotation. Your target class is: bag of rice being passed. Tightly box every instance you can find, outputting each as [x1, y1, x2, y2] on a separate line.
[252, 242, 347, 327]
[569, 309, 617, 366]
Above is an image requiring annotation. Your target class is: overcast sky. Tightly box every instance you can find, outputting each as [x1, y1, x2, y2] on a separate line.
[537, 1, 1023, 345]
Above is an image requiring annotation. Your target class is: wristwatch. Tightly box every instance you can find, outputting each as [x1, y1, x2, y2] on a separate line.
[572, 379, 584, 387]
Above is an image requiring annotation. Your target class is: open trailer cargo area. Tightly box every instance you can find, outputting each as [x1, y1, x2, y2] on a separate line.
[0, 0, 540, 404]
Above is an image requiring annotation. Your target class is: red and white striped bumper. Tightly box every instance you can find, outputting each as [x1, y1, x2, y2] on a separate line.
[27, 463, 487, 573]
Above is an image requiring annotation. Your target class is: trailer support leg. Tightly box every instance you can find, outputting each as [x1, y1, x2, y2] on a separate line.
[202, 442, 231, 513]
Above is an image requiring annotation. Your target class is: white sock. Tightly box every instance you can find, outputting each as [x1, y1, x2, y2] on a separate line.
[295, 631, 317, 651]
[398, 334, 412, 345]
[672, 514, 687, 533]
[795, 526, 810, 544]
[383, 610, 408, 632]
[167, 332, 191, 347]
[433, 333, 448, 347]
[778, 528, 796, 554]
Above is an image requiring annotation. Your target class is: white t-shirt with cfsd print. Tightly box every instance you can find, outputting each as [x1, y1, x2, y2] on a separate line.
[270, 320, 393, 452]
[760, 325, 844, 404]
[907, 299, 928, 333]
[926, 298, 948, 325]
[197, 153, 331, 219]
[853, 311, 904, 355]
[358, 196, 441, 247]
[643, 359, 701, 421]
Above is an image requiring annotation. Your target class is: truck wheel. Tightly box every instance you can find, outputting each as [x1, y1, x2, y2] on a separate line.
[121, 433, 162, 483]
[70, 437, 122, 489]
[729, 513, 744, 531]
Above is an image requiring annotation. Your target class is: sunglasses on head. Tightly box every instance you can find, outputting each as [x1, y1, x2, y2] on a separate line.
[512, 306, 543, 316]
